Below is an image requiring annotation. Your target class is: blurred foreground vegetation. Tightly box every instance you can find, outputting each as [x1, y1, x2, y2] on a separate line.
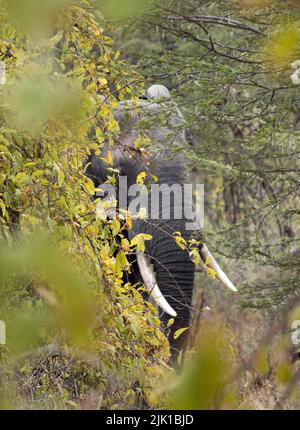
[0, 0, 300, 409]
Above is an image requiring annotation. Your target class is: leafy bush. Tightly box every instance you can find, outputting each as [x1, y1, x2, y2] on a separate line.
[0, 1, 169, 409]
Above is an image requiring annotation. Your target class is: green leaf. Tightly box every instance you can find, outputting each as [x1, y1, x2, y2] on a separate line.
[57, 170, 65, 186]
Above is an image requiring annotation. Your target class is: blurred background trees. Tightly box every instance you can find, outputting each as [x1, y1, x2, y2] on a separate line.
[0, 0, 300, 409]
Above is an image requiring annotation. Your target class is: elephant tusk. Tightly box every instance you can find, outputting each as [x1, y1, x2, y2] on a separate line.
[136, 251, 177, 317]
[199, 244, 238, 292]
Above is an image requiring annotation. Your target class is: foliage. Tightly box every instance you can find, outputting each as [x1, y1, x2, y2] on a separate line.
[0, 0, 170, 409]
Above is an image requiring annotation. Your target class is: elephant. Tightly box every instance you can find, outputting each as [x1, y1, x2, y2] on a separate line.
[84, 85, 237, 357]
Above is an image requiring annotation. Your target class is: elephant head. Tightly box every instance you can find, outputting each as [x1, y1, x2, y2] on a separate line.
[85, 85, 237, 357]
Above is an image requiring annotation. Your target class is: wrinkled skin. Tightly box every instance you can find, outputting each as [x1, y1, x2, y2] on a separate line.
[85, 98, 195, 356]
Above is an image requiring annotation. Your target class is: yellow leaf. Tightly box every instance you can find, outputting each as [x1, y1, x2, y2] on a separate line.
[107, 150, 113, 166]
[111, 218, 121, 236]
[131, 233, 152, 252]
[126, 215, 132, 229]
[174, 326, 189, 340]
[173, 233, 186, 250]
[205, 266, 217, 279]
[189, 249, 200, 265]
[116, 251, 128, 273]
[205, 256, 212, 265]
[137, 171, 146, 184]
[95, 127, 105, 143]
[150, 174, 158, 182]
[14, 172, 30, 186]
[57, 170, 65, 186]
[84, 178, 95, 196]
[121, 238, 130, 250]
[0, 199, 7, 219]
[167, 318, 174, 328]
[32, 170, 44, 179]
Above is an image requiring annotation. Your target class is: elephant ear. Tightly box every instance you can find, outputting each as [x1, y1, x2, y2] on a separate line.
[136, 251, 177, 317]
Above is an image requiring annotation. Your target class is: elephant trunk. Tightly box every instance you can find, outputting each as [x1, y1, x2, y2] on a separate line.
[134, 217, 195, 354]
[151, 240, 195, 355]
